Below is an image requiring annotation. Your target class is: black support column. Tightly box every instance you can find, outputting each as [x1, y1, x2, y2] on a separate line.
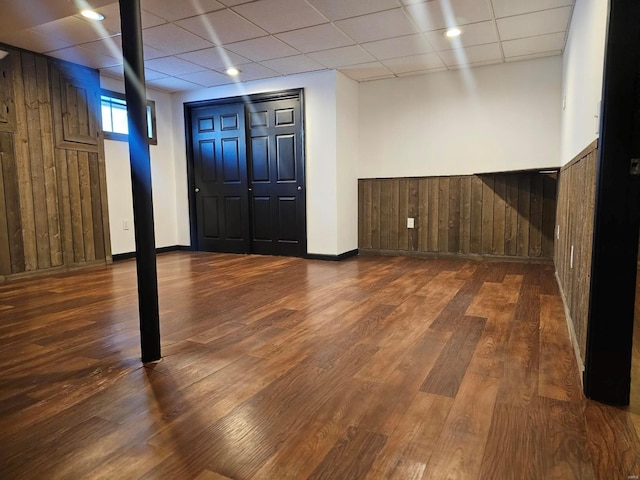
[584, 0, 640, 405]
[118, 0, 161, 362]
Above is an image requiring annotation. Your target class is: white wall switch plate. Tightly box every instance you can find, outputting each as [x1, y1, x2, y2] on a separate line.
[407, 218, 415, 229]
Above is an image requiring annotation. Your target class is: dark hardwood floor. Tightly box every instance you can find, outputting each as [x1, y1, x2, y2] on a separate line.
[0, 252, 638, 479]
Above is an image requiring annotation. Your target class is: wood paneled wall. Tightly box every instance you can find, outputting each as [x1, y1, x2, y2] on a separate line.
[358, 172, 557, 260]
[0, 46, 110, 282]
[555, 140, 598, 368]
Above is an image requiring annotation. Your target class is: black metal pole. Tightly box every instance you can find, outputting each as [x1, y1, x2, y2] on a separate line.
[584, 0, 640, 405]
[118, 0, 161, 362]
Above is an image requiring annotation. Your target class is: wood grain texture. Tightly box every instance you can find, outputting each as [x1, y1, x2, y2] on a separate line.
[555, 142, 598, 366]
[0, 48, 110, 282]
[359, 172, 556, 261]
[1, 252, 633, 479]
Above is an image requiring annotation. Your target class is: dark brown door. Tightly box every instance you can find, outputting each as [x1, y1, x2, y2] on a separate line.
[191, 103, 250, 253]
[247, 97, 306, 256]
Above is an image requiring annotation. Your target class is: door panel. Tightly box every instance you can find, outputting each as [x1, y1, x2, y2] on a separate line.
[192, 103, 249, 253]
[247, 97, 306, 256]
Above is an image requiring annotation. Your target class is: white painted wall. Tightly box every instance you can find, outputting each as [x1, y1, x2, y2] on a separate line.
[560, 0, 608, 165]
[100, 75, 178, 254]
[358, 56, 563, 178]
[171, 70, 349, 256]
[335, 72, 359, 254]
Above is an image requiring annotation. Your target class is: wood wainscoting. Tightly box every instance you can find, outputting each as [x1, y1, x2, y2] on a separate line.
[358, 172, 557, 262]
[554, 140, 598, 372]
[0, 46, 110, 282]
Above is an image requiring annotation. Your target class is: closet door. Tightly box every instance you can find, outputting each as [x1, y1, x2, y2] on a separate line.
[191, 103, 250, 253]
[247, 96, 306, 257]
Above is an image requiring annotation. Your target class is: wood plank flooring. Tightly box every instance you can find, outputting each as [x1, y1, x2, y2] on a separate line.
[0, 252, 638, 479]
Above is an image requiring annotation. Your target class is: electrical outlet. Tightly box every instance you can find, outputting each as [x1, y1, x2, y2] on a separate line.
[407, 218, 415, 229]
[123, 220, 129, 231]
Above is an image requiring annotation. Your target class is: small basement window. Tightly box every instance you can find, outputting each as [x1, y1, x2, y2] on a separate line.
[100, 89, 157, 145]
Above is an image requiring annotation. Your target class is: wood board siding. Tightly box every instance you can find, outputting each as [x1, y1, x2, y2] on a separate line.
[358, 172, 557, 261]
[0, 47, 110, 282]
[555, 140, 598, 367]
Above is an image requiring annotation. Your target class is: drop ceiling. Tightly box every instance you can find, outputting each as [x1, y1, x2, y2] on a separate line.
[0, 0, 575, 93]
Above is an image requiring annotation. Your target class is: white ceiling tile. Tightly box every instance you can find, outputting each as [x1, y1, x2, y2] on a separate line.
[142, 24, 214, 55]
[232, 0, 329, 34]
[46, 46, 121, 69]
[96, 3, 166, 32]
[145, 56, 207, 75]
[260, 55, 326, 75]
[502, 32, 566, 57]
[307, 0, 401, 21]
[397, 67, 447, 77]
[215, 62, 279, 81]
[178, 70, 233, 87]
[143, 44, 168, 60]
[0, 29, 74, 53]
[308, 45, 375, 68]
[31, 16, 117, 44]
[505, 50, 562, 62]
[225, 36, 300, 61]
[491, 0, 574, 18]
[335, 8, 418, 43]
[361, 34, 433, 60]
[338, 61, 394, 81]
[424, 21, 498, 51]
[176, 10, 267, 45]
[382, 53, 445, 74]
[140, 0, 225, 22]
[80, 36, 124, 61]
[497, 6, 573, 41]
[276, 24, 354, 54]
[146, 76, 202, 92]
[177, 47, 250, 69]
[217, 0, 254, 5]
[447, 58, 503, 69]
[405, 0, 493, 31]
[438, 42, 502, 66]
[100, 65, 169, 81]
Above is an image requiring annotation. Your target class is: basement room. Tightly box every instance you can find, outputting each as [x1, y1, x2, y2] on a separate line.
[0, 0, 638, 478]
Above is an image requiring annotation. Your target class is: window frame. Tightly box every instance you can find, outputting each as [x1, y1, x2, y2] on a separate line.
[100, 89, 158, 145]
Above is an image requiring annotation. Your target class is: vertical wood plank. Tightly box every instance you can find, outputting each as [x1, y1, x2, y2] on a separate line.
[15, 53, 38, 271]
[427, 177, 439, 252]
[96, 134, 111, 262]
[389, 179, 399, 251]
[379, 180, 391, 250]
[470, 176, 483, 254]
[418, 178, 428, 252]
[371, 180, 381, 250]
[0, 135, 11, 274]
[448, 176, 461, 253]
[504, 174, 519, 256]
[398, 178, 408, 250]
[55, 149, 74, 265]
[0, 133, 24, 273]
[438, 177, 450, 253]
[492, 174, 506, 255]
[67, 150, 85, 263]
[529, 174, 543, 257]
[22, 53, 50, 269]
[363, 180, 372, 249]
[541, 174, 557, 258]
[408, 178, 419, 251]
[517, 174, 531, 257]
[89, 153, 105, 260]
[78, 151, 95, 261]
[35, 56, 62, 267]
[460, 176, 471, 254]
[481, 176, 494, 254]
[358, 181, 364, 249]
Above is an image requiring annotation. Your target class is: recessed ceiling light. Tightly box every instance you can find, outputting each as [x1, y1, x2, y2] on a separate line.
[444, 27, 462, 38]
[81, 10, 105, 21]
[226, 67, 240, 77]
